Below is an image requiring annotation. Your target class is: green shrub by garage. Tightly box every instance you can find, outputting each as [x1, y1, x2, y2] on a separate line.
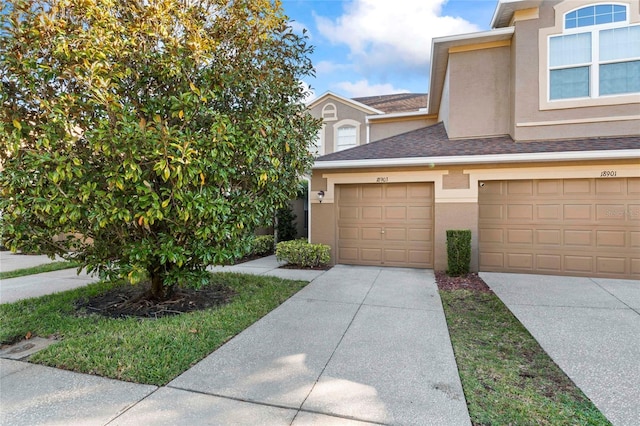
[446, 229, 471, 276]
[276, 240, 330, 268]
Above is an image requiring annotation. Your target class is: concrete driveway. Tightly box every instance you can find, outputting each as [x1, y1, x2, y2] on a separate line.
[481, 272, 639, 426]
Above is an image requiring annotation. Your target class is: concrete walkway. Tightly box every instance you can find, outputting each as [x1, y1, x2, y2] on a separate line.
[0, 251, 63, 272]
[481, 272, 640, 426]
[1, 259, 471, 425]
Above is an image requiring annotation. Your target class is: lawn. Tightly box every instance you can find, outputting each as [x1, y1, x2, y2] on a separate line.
[0, 261, 81, 280]
[439, 287, 610, 426]
[0, 272, 307, 386]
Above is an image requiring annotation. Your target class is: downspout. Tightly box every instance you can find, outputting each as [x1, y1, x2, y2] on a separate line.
[365, 116, 370, 144]
[301, 175, 311, 243]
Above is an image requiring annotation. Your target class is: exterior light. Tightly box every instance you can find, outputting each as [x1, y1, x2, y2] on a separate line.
[317, 190, 325, 203]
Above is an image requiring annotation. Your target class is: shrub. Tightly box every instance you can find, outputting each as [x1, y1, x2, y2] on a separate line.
[446, 229, 471, 276]
[251, 235, 275, 256]
[276, 240, 330, 268]
[276, 204, 298, 242]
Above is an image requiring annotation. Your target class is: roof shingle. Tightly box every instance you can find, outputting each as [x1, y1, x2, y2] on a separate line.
[316, 122, 640, 162]
[352, 93, 428, 113]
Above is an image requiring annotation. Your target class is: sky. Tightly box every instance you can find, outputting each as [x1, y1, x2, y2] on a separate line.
[282, 0, 499, 100]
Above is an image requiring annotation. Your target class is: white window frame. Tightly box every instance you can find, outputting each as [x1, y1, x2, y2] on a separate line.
[538, 0, 640, 110]
[333, 119, 360, 152]
[321, 103, 337, 121]
[547, 3, 640, 101]
[312, 124, 325, 157]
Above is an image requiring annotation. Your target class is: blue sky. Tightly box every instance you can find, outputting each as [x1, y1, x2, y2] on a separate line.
[282, 0, 499, 99]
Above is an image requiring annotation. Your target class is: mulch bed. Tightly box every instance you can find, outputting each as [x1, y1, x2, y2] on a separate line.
[76, 282, 236, 319]
[278, 264, 332, 271]
[435, 271, 493, 293]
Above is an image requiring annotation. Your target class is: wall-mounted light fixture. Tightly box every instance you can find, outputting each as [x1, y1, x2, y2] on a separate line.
[317, 190, 325, 203]
[479, 182, 485, 187]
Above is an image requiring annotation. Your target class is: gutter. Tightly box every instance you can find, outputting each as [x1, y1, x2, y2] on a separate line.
[313, 149, 640, 170]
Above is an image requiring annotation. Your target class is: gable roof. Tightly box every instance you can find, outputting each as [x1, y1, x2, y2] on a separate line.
[306, 91, 384, 115]
[314, 122, 640, 168]
[352, 93, 428, 113]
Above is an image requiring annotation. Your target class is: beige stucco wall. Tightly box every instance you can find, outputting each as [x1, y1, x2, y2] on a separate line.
[446, 46, 512, 139]
[434, 203, 479, 271]
[311, 159, 640, 269]
[369, 117, 438, 142]
[308, 97, 371, 155]
[511, 0, 640, 141]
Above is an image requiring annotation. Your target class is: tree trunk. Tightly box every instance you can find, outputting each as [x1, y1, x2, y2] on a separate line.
[148, 263, 171, 300]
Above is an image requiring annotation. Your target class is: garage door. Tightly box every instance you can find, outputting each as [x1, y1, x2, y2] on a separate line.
[337, 183, 433, 268]
[479, 178, 640, 279]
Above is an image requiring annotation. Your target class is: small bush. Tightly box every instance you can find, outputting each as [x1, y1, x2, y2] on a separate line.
[276, 205, 298, 242]
[276, 240, 330, 268]
[446, 229, 471, 276]
[251, 235, 275, 256]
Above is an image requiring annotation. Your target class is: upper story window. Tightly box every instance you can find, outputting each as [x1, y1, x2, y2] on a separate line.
[565, 4, 626, 29]
[336, 125, 357, 151]
[321, 103, 337, 121]
[549, 4, 640, 101]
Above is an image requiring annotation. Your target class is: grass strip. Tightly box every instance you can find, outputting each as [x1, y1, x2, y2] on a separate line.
[440, 289, 610, 426]
[0, 261, 82, 280]
[0, 272, 307, 386]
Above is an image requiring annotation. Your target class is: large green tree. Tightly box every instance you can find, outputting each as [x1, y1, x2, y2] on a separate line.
[0, 0, 319, 298]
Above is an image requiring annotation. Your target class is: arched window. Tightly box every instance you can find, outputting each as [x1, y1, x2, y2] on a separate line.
[336, 125, 357, 151]
[548, 3, 639, 100]
[321, 103, 337, 121]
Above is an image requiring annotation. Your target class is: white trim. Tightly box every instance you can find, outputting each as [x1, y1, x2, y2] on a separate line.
[313, 149, 640, 169]
[517, 114, 640, 127]
[321, 103, 337, 121]
[306, 91, 384, 115]
[333, 119, 361, 152]
[366, 110, 435, 120]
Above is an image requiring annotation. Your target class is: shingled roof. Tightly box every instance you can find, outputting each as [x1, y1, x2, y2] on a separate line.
[316, 122, 640, 162]
[352, 93, 428, 113]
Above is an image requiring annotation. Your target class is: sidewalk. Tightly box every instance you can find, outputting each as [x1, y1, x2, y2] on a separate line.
[1, 259, 471, 425]
[0, 251, 64, 272]
[482, 272, 640, 426]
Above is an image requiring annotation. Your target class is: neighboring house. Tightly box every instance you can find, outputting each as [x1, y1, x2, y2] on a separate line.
[310, 0, 640, 279]
[307, 92, 432, 156]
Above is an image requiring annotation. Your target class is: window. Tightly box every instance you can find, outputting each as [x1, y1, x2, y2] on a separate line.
[549, 4, 640, 100]
[321, 103, 337, 121]
[336, 126, 357, 151]
[311, 127, 324, 157]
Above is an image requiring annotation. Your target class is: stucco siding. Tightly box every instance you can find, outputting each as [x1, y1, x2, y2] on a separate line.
[447, 46, 511, 139]
[513, 0, 640, 141]
[369, 118, 437, 142]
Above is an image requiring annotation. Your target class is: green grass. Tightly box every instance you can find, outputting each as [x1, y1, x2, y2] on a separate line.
[0, 261, 82, 280]
[0, 273, 307, 386]
[440, 289, 610, 426]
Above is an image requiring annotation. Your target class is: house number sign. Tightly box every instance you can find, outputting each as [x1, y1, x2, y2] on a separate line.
[376, 177, 389, 183]
[600, 171, 617, 177]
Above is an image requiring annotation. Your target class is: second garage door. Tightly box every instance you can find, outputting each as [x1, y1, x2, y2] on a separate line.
[479, 178, 640, 279]
[337, 182, 433, 268]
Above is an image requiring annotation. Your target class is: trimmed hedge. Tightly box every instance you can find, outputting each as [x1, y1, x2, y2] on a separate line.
[446, 229, 471, 276]
[276, 240, 330, 268]
[251, 235, 275, 256]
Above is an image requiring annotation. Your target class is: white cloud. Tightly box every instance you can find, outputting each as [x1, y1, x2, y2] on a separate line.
[315, 0, 479, 73]
[288, 20, 311, 39]
[300, 80, 316, 102]
[333, 79, 409, 97]
[314, 60, 352, 74]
